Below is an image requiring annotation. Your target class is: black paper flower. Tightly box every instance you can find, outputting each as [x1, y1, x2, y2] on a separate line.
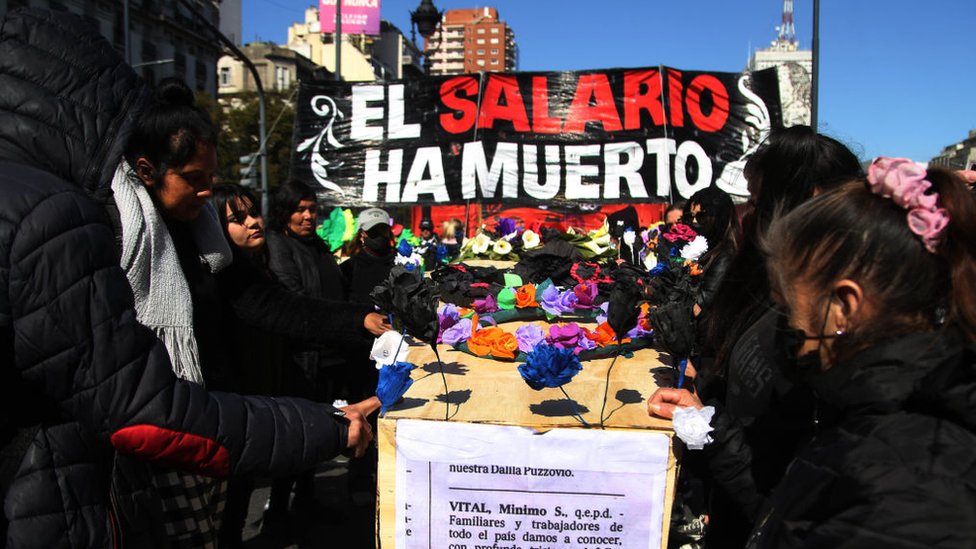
[371, 265, 439, 345]
[607, 280, 643, 342]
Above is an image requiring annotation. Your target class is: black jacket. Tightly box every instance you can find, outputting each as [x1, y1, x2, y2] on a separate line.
[0, 10, 352, 548]
[266, 230, 348, 392]
[742, 330, 976, 548]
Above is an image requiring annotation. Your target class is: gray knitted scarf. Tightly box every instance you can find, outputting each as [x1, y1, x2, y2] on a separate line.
[111, 161, 232, 385]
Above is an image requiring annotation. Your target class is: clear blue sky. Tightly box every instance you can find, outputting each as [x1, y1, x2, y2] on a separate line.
[244, 0, 976, 163]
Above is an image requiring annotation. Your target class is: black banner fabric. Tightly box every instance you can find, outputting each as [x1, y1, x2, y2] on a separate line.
[290, 67, 782, 208]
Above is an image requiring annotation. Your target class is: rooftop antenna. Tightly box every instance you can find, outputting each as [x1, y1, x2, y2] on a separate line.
[778, 0, 797, 47]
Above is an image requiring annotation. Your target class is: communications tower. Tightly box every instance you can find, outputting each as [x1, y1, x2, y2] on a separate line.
[777, 0, 797, 48]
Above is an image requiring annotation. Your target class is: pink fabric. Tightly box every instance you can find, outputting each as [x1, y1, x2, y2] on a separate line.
[867, 157, 949, 253]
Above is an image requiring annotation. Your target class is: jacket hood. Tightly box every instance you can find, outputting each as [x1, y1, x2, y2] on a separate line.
[0, 8, 149, 199]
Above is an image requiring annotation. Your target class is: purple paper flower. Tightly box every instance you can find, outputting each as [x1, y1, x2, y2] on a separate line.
[573, 283, 599, 309]
[442, 318, 473, 346]
[577, 334, 597, 352]
[626, 324, 653, 339]
[473, 294, 500, 314]
[540, 285, 577, 317]
[548, 323, 582, 349]
[437, 303, 461, 343]
[495, 217, 517, 237]
[515, 324, 546, 353]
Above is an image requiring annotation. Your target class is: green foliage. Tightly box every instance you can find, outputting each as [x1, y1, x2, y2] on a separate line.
[196, 89, 297, 191]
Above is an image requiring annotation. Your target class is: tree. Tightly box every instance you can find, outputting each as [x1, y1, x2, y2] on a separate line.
[197, 88, 297, 192]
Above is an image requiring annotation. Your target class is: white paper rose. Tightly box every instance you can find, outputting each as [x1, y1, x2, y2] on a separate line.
[622, 228, 636, 246]
[680, 235, 709, 261]
[492, 238, 512, 255]
[370, 331, 410, 369]
[521, 229, 541, 250]
[643, 252, 658, 271]
[672, 406, 716, 450]
[470, 233, 492, 255]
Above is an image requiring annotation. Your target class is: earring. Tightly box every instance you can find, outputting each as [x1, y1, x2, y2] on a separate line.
[835, 329, 845, 336]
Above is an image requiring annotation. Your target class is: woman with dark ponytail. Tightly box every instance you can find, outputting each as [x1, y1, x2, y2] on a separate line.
[110, 79, 388, 547]
[650, 159, 976, 548]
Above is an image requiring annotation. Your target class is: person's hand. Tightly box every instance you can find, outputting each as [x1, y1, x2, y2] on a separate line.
[339, 405, 373, 458]
[344, 396, 382, 418]
[647, 388, 703, 420]
[364, 312, 393, 336]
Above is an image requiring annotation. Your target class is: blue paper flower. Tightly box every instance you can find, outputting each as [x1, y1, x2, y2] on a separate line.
[649, 262, 669, 277]
[397, 239, 414, 257]
[376, 361, 415, 414]
[435, 244, 448, 262]
[517, 345, 582, 391]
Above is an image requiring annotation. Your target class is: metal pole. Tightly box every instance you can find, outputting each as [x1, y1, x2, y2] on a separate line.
[175, 0, 269, 217]
[123, 0, 130, 64]
[335, 0, 342, 81]
[811, 0, 820, 130]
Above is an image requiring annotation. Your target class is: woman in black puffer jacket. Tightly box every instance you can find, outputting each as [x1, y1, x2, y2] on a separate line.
[0, 10, 373, 548]
[650, 163, 976, 548]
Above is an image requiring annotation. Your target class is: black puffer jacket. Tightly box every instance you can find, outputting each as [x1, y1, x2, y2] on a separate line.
[742, 330, 976, 548]
[0, 9, 351, 548]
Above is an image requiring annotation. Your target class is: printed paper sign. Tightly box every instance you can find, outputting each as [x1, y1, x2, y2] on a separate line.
[395, 420, 671, 548]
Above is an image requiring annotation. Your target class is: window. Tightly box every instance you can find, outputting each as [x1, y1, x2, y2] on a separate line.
[491, 27, 499, 33]
[490, 38, 499, 44]
[476, 59, 485, 66]
[477, 28, 485, 34]
[275, 66, 291, 90]
[219, 67, 231, 87]
[195, 60, 207, 91]
[491, 59, 498, 65]
[477, 49, 484, 55]
[476, 38, 484, 44]
[490, 49, 498, 54]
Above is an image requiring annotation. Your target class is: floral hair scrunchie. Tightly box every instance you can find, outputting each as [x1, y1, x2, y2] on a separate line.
[867, 157, 950, 254]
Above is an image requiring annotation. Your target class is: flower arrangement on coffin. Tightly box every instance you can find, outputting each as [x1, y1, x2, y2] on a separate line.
[456, 217, 524, 262]
[443, 314, 653, 363]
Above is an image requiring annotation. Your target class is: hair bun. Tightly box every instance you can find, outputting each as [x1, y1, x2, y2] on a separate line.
[154, 77, 195, 108]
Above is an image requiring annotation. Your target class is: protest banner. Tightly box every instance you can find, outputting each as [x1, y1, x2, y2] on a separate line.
[291, 67, 782, 208]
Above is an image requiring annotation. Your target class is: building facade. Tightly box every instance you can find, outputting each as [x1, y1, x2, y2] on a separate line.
[0, 0, 222, 97]
[747, 42, 812, 127]
[930, 129, 976, 170]
[217, 42, 318, 96]
[426, 7, 517, 75]
[286, 6, 420, 82]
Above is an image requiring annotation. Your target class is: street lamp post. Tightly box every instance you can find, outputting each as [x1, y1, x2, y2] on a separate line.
[410, 0, 442, 75]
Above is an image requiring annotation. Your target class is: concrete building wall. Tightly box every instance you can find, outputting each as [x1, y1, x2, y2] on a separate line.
[0, 0, 221, 97]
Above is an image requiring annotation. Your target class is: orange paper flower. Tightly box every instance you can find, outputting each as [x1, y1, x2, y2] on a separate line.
[689, 263, 703, 276]
[467, 326, 519, 359]
[586, 322, 631, 346]
[515, 284, 539, 308]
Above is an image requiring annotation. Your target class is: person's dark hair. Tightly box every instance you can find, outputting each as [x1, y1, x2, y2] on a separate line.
[764, 169, 976, 359]
[744, 125, 863, 234]
[665, 200, 686, 221]
[702, 127, 863, 374]
[685, 187, 740, 269]
[269, 179, 318, 232]
[123, 78, 216, 183]
[211, 183, 269, 269]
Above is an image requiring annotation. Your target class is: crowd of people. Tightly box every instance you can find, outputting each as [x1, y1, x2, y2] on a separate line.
[2, 7, 975, 549]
